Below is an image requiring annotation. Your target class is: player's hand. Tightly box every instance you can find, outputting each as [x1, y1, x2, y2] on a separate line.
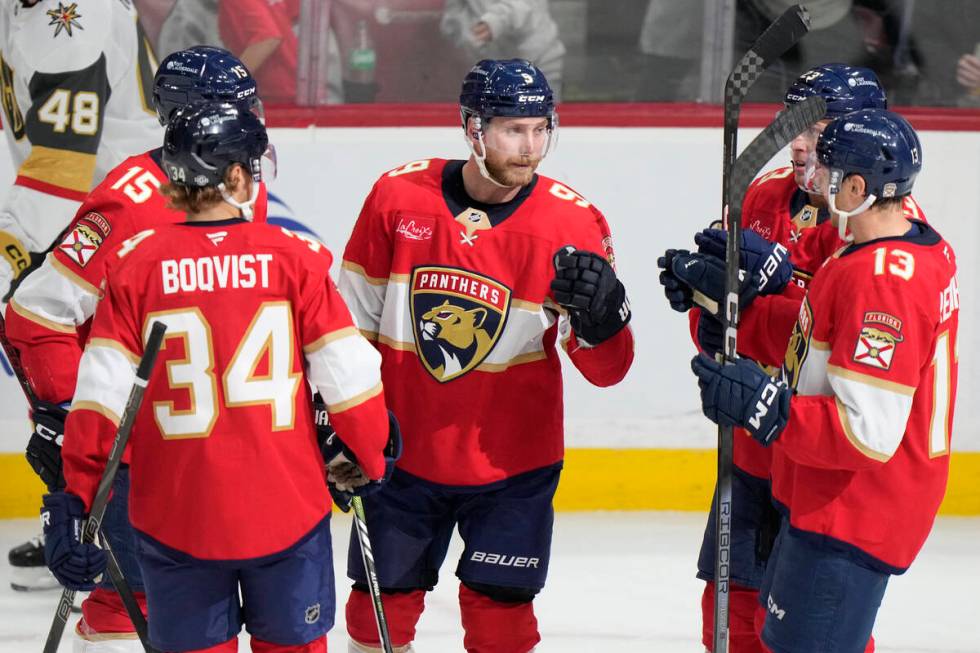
[694, 228, 793, 295]
[668, 251, 758, 319]
[657, 249, 694, 312]
[551, 246, 631, 346]
[27, 401, 68, 491]
[320, 411, 402, 512]
[690, 353, 791, 446]
[41, 492, 106, 591]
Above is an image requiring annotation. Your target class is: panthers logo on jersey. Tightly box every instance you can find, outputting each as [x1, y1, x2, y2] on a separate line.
[783, 297, 813, 390]
[410, 266, 511, 382]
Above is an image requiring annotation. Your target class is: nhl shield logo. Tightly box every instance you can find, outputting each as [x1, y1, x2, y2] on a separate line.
[410, 266, 511, 382]
[304, 603, 320, 624]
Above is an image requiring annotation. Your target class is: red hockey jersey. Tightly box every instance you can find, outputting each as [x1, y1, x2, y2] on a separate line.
[339, 158, 634, 487]
[5, 148, 269, 404]
[62, 219, 388, 560]
[772, 221, 958, 572]
[718, 167, 926, 478]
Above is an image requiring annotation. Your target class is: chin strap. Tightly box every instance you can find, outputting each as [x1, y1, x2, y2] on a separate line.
[463, 128, 512, 189]
[218, 181, 260, 221]
[830, 192, 876, 241]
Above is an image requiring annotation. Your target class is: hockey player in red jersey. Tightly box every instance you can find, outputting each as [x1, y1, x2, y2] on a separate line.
[691, 108, 957, 653]
[338, 59, 634, 652]
[44, 101, 396, 653]
[3, 47, 268, 650]
[657, 64, 914, 653]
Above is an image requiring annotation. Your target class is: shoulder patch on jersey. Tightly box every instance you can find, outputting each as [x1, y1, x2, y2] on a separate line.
[853, 315, 904, 371]
[46, 2, 83, 37]
[79, 211, 111, 237]
[410, 266, 511, 383]
[395, 214, 435, 242]
[57, 222, 103, 266]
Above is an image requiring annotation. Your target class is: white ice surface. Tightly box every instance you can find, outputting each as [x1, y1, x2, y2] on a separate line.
[0, 512, 976, 652]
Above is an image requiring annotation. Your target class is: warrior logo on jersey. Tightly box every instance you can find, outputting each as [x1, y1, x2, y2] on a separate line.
[410, 266, 511, 382]
[455, 208, 491, 247]
[853, 315, 904, 370]
[46, 3, 83, 38]
[783, 297, 813, 390]
[58, 223, 103, 267]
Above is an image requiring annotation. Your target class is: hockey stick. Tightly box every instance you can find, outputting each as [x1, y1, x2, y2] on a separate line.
[711, 95, 827, 653]
[100, 534, 156, 652]
[0, 313, 38, 405]
[44, 321, 167, 653]
[714, 7, 811, 652]
[351, 496, 395, 653]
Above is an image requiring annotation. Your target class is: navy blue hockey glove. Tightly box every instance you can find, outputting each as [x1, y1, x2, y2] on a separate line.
[551, 246, 631, 345]
[27, 401, 68, 491]
[321, 410, 402, 512]
[657, 249, 694, 312]
[41, 491, 106, 591]
[696, 312, 724, 359]
[694, 228, 793, 296]
[669, 251, 759, 320]
[690, 353, 791, 446]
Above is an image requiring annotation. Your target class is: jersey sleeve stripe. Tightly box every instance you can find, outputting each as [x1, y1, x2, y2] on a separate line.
[13, 175, 88, 203]
[50, 254, 101, 295]
[325, 382, 383, 414]
[341, 260, 390, 286]
[17, 146, 97, 195]
[359, 328, 379, 342]
[73, 345, 138, 425]
[305, 332, 384, 409]
[377, 334, 416, 352]
[831, 379, 913, 462]
[86, 337, 141, 366]
[70, 399, 122, 427]
[827, 364, 916, 396]
[303, 326, 361, 354]
[477, 351, 548, 372]
[7, 298, 76, 333]
[811, 339, 831, 351]
[511, 298, 542, 312]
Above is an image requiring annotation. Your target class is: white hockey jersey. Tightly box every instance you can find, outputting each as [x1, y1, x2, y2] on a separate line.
[0, 0, 160, 294]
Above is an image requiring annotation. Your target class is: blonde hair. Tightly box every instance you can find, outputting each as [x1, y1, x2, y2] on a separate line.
[160, 164, 246, 214]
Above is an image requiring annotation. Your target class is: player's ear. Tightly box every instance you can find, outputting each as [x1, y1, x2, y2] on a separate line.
[851, 174, 868, 199]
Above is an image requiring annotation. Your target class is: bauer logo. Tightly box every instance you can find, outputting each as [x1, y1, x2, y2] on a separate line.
[470, 551, 540, 568]
[410, 266, 511, 383]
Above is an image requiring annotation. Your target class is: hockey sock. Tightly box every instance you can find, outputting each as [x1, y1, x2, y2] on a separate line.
[77, 588, 147, 636]
[346, 587, 424, 648]
[701, 581, 765, 653]
[458, 582, 540, 653]
[251, 636, 326, 653]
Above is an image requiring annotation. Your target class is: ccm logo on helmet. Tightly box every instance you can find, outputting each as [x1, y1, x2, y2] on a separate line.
[518, 95, 545, 102]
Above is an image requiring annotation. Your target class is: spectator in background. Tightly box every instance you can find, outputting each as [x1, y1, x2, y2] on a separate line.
[132, 0, 177, 49]
[334, 0, 468, 102]
[637, 0, 703, 101]
[218, 0, 300, 105]
[956, 47, 980, 105]
[440, 0, 565, 98]
[156, 0, 223, 57]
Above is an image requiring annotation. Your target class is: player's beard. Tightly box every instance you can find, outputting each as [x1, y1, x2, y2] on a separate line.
[484, 151, 541, 187]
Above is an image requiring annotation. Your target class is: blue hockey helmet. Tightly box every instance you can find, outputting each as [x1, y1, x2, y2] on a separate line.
[817, 108, 921, 199]
[162, 102, 269, 189]
[785, 64, 887, 119]
[459, 59, 556, 129]
[152, 46, 260, 126]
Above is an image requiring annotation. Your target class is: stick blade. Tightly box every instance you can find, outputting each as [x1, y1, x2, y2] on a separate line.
[730, 95, 827, 211]
[752, 4, 811, 65]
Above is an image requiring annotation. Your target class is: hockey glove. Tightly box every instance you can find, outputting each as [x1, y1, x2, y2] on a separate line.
[696, 312, 724, 359]
[695, 228, 793, 295]
[551, 246, 631, 345]
[321, 410, 402, 512]
[27, 401, 68, 491]
[669, 251, 759, 320]
[657, 249, 695, 312]
[41, 491, 106, 591]
[690, 353, 791, 446]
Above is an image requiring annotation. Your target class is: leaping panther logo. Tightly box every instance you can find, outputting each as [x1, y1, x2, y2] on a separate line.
[411, 266, 511, 382]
